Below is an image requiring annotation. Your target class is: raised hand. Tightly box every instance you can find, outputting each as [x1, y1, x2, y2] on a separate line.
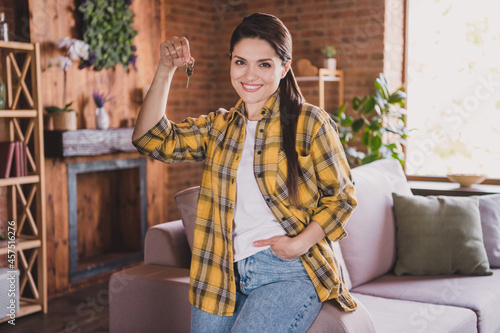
[159, 36, 195, 70]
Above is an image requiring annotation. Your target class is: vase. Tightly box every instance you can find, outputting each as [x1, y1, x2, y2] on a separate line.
[95, 107, 109, 130]
[323, 58, 337, 71]
[52, 112, 77, 131]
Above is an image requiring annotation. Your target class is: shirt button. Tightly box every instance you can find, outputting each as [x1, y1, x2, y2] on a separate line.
[308, 253, 313, 258]
[231, 178, 234, 184]
[281, 217, 286, 221]
[259, 129, 264, 133]
[261, 110, 265, 115]
[257, 151, 262, 155]
[258, 173, 263, 177]
[266, 198, 271, 203]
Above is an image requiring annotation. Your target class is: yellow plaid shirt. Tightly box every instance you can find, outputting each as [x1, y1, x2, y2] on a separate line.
[133, 93, 358, 316]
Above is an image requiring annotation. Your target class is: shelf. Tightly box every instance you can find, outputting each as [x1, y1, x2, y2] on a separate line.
[0, 175, 40, 187]
[0, 41, 35, 51]
[0, 299, 42, 323]
[408, 181, 500, 196]
[296, 69, 344, 110]
[0, 237, 41, 255]
[45, 128, 136, 157]
[0, 41, 47, 318]
[296, 75, 341, 82]
[0, 110, 38, 118]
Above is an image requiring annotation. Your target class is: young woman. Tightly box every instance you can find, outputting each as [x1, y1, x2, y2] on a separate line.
[132, 13, 357, 333]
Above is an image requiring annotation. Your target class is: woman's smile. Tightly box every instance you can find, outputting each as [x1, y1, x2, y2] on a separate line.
[241, 82, 263, 92]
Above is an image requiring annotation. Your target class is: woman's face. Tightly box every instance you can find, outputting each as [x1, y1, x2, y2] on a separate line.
[230, 38, 290, 116]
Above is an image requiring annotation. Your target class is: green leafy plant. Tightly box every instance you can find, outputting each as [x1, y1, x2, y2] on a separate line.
[78, 0, 138, 71]
[45, 102, 77, 116]
[331, 73, 408, 167]
[321, 46, 337, 58]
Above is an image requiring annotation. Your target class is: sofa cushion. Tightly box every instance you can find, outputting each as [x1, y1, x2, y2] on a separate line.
[308, 295, 376, 333]
[174, 186, 200, 250]
[353, 293, 477, 333]
[340, 159, 413, 288]
[352, 268, 500, 333]
[477, 194, 500, 268]
[392, 193, 492, 276]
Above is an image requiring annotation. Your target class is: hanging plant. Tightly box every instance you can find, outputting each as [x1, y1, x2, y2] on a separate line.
[78, 0, 138, 71]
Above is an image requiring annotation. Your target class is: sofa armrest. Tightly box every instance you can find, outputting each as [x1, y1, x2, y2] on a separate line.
[109, 264, 191, 333]
[145, 220, 191, 269]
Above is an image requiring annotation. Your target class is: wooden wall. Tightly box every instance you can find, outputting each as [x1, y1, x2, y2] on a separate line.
[27, 0, 173, 297]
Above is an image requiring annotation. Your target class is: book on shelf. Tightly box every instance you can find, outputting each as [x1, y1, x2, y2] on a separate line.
[0, 141, 15, 178]
[0, 141, 27, 178]
[19, 141, 27, 176]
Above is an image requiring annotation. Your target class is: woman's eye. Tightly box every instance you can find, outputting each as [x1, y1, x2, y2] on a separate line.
[260, 63, 271, 68]
[235, 60, 245, 65]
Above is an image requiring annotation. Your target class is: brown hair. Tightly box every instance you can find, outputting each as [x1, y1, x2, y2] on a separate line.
[229, 13, 304, 204]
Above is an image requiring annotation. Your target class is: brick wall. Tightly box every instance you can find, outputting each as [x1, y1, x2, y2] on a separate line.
[162, 0, 218, 219]
[211, 0, 394, 112]
[161, 0, 405, 221]
[384, 0, 405, 90]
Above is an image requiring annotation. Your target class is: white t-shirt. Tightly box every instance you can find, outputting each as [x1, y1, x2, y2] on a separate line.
[232, 119, 286, 262]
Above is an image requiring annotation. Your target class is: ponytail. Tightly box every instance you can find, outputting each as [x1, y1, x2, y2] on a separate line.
[279, 67, 304, 205]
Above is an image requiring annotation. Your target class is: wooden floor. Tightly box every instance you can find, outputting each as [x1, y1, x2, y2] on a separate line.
[2, 281, 110, 333]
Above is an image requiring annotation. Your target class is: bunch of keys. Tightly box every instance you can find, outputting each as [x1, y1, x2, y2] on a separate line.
[186, 62, 194, 88]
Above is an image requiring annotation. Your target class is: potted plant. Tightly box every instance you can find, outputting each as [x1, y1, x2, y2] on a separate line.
[321, 45, 338, 70]
[331, 73, 409, 167]
[45, 102, 77, 131]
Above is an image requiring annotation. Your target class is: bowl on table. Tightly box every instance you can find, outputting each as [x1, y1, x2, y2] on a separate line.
[447, 173, 487, 188]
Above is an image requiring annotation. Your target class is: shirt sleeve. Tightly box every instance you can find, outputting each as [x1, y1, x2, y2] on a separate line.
[310, 119, 357, 242]
[132, 113, 213, 163]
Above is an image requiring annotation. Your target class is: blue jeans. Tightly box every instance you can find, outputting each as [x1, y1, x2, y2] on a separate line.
[191, 248, 322, 333]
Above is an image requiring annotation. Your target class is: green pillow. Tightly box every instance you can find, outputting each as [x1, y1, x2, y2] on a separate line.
[392, 193, 492, 276]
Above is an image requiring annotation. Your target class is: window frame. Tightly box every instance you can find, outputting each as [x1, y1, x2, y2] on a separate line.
[402, 0, 500, 186]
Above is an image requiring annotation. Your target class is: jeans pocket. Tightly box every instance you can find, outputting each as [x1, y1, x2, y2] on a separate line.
[267, 248, 301, 262]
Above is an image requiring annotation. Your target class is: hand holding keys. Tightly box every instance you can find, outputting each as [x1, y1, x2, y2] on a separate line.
[186, 61, 194, 88]
[159, 36, 195, 87]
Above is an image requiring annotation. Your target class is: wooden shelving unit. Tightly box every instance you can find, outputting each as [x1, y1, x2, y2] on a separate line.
[296, 68, 344, 110]
[0, 40, 47, 321]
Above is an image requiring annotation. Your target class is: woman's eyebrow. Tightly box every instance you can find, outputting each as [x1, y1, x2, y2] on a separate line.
[233, 55, 273, 62]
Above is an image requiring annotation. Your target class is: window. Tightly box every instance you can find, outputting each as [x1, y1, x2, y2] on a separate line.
[405, 0, 500, 179]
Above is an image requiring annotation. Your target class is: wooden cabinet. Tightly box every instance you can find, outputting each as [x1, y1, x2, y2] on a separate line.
[0, 41, 47, 320]
[296, 69, 344, 110]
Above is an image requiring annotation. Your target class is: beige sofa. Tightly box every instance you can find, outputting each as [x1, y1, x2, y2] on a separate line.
[109, 159, 500, 332]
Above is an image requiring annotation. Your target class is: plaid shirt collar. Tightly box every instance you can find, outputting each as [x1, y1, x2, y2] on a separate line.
[231, 90, 280, 120]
